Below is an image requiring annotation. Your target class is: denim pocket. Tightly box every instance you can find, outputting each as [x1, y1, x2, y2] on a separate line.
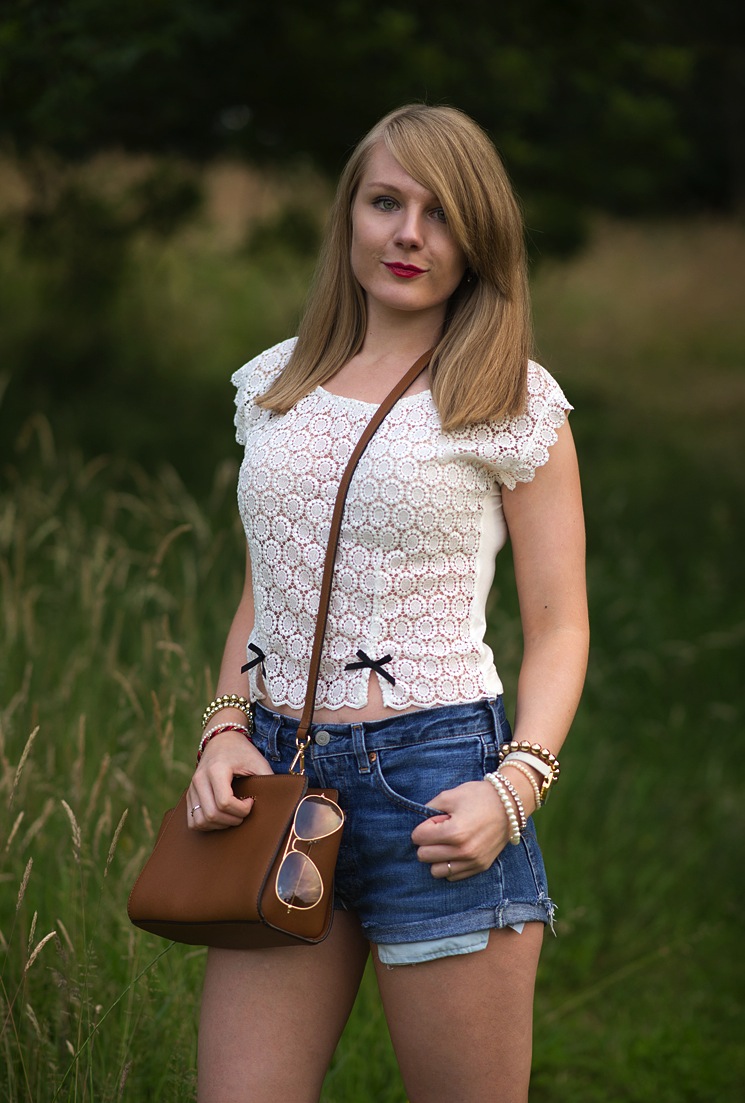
[371, 735, 486, 818]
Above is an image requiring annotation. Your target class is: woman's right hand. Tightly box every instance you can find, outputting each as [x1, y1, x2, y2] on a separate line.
[187, 727, 274, 831]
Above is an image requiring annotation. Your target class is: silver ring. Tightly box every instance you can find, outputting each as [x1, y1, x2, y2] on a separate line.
[190, 804, 201, 817]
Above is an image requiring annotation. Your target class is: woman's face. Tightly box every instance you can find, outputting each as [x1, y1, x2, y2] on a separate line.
[350, 143, 467, 325]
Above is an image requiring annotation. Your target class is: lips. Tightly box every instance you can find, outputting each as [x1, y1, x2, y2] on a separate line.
[383, 262, 426, 279]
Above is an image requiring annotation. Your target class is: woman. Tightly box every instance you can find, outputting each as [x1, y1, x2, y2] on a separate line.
[188, 104, 589, 1103]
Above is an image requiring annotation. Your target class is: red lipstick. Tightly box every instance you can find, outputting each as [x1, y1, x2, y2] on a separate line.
[384, 262, 426, 278]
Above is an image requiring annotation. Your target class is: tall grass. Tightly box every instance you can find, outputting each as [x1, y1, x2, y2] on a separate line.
[1, 217, 744, 1100]
[0, 447, 248, 1101]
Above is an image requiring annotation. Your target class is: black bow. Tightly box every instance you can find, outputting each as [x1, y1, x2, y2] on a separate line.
[344, 650, 395, 685]
[241, 643, 266, 675]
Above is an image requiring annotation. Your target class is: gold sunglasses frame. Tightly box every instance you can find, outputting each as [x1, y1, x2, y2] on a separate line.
[275, 794, 344, 913]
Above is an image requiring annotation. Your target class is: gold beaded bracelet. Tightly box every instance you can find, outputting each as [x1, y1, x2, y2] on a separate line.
[201, 694, 253, 731]
[498, 741, 560, 804]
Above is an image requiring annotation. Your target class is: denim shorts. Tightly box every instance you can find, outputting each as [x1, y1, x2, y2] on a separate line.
[251, 698, 554, 949]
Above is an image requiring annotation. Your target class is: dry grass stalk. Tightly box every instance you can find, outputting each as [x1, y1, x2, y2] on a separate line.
[118, 1059, 133, 1100]
[15, 412, 56, 466]
[8, 725, 38, 808]
[151, 690, 176, 765]
[151, 690, 165, 748]
[71, 714, 86, 803]
[93, 798, 112, 859]
[26, 910, 37, 954]
[113, 669, 145, 720]
[16, 857, 32, 911]
[0, 555, 18, 644]
[21, 584, 41, 650]
[85, 752, 112, 828]
[105, 809, 129, 877]
[20, 797, 54, 851]
[60, 800, 82, 861]
[24, 929, 56, 973]
[4, 663, 32, 728]
[149, 522, 193, 578]
[56, 918, 75, 958]
[121, 845, 150, 887]
[25, 1001, 42, 1040]
[156, 638, 191, 674]
[4, 810, 24, 852]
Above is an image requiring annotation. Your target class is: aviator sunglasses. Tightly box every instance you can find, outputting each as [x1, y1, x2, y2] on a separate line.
[275, 794, 345, 911]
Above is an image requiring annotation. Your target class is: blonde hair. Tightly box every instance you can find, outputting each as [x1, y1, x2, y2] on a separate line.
[258, 104, 532, 430]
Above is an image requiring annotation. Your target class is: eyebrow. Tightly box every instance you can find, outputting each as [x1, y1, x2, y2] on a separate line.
[363, 181, 401, 190]
[362, 180, 440, 201]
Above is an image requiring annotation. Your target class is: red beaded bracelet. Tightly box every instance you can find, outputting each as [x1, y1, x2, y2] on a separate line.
[196, 722, 253, 764]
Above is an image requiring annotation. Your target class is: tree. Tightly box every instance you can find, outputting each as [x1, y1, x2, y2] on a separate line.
[1, 0, 743, 226]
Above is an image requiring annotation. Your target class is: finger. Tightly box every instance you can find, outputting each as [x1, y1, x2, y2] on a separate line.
[188, 778, 252, 829]
[431, 860, 480, 882]
[430, 860, 452, 880]
[414, 839, 455, 862]
[411, 814, 454, 846]
[190, 804, 249, 831]
[432, 860, 463, 881]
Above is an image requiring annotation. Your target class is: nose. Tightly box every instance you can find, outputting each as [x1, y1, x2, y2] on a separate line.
[394, 207, 425, 249]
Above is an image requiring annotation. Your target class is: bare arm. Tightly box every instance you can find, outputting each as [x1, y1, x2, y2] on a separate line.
[187, 546, 274, 831]
[412, 420, 589, 877]
[503, 418, 589, 756]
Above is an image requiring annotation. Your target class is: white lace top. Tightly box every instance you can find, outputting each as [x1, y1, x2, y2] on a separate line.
[233, 338, 571, 711]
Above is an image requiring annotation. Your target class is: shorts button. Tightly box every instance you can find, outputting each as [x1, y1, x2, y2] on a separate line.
[368, 752, 377, 763]
[315, 729, 331, 746]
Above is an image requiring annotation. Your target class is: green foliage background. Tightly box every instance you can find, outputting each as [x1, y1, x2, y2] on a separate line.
[1, 3, 744, 1099]
[1, 216, 743, 1102]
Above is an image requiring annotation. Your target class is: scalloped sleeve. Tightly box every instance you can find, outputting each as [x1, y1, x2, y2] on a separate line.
[231, 337, 297, 446]
[492, 363, 573, 490]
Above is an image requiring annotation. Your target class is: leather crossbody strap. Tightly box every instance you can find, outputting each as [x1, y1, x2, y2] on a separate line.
[290, 349, 432, 770]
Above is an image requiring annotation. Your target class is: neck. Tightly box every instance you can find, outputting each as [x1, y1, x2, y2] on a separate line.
[360, 301, 445, 366]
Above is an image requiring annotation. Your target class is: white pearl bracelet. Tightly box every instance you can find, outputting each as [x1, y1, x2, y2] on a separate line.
[495, 772, 527, 831]
[485, 773, 521, 845]
[501, 751, 557, 803]
[499, 759, 542, 808]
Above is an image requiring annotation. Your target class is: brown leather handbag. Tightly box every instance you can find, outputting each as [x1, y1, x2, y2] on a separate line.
[127, 350, 431, 949]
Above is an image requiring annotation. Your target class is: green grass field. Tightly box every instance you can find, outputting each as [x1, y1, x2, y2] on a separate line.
[1, 216, 743, 1101]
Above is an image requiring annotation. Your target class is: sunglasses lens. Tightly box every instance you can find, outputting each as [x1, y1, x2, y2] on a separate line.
[276, 852, 323, 909]
[293, 796, 343, 841]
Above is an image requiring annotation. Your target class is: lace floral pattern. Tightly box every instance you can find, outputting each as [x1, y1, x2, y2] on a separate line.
[233, 339, 571, 711]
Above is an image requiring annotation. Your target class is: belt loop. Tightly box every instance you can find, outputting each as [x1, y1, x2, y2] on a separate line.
[265, 711, 282, 762]
[488, 695, 511, 745]
[351, 724, 370, 773]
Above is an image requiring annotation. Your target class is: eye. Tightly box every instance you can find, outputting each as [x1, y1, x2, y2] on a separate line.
[431, 207, 447, 224]
[373, 196, 398, 212]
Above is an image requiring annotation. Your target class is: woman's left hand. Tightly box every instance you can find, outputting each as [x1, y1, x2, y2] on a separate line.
[410, 780, 516, 880]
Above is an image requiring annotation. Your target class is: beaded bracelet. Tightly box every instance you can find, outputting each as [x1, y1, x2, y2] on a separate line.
[196, 722, 253, 764]
[499, 759, 543, 808]
[201, 694, 253, 730]
[501, 752, 556, 805]
[499, 741, 560, 804]
[495, 772, 527, 831]
[484, 773, 521, 845]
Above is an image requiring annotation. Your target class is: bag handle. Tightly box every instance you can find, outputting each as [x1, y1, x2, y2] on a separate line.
[289, 349, 432, 772]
